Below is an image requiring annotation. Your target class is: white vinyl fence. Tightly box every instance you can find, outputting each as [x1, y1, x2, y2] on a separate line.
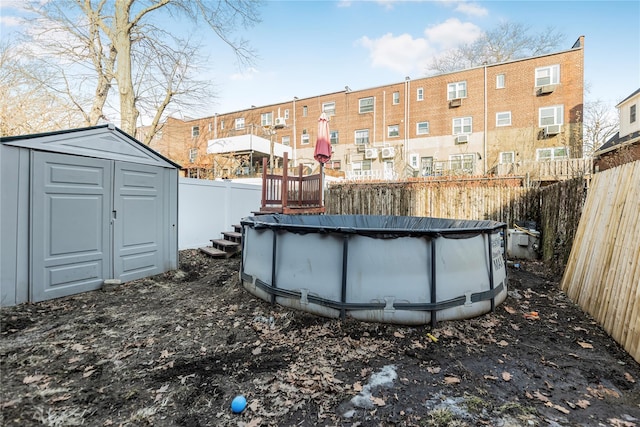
[178, 178, 262, 250]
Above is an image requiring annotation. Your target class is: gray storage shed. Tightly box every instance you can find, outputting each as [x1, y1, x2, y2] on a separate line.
[1, 125, 181, 306]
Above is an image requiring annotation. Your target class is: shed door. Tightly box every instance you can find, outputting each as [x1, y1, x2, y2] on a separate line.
[113, 162, 164, 282]
[31, 152, 112, 302]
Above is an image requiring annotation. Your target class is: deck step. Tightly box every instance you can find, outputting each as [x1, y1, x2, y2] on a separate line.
[199, 246, 229, 258]
[211, 239, 241, 254]
[222, 231, 242, 243]
[233, 224, 242, 233]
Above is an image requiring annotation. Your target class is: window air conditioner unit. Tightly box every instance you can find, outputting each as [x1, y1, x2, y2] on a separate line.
[274, 117, 286, 128]
[365, 148, 378, 159]
[455, 135, 469, 144]
[381, 147, 395, 159]
[449, 98, 462, 107]
[537, 85, 556, 95]
[544, 124, 561, 136]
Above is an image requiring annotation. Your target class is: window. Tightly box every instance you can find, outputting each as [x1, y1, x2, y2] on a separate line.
[447, 81, 467, 100]
[449, 154, 475, 173]
[417, 88, 424, 101]
[220, 120, 224, 130]
[301, 134, 310, 145]
[281, 136, 290, 146]
[421, 157, 434, 176]
[453, 117, 472, 134]
[388, 124, 399, 137]
[410, 154, 419, 168]
[235, 118, 245, 130]
[496, 74, 505, 89]
[539, 105, 564, 126]
[362, 159, 372, 171]
[322, 101, 336, 116]
[496, 112, 512, 127]
[330, 130, 339, 144]
[416, 121, 430, 135]
[326, 160, 341, 170]
[535, 64, 560, 86]
[355, 129, 369, 145]
[191, 126, 200, 137]
[359, 97, 374, 113]
[393, 92, 400, 105]
[303, 106, 308, 117]
[261, 112, 273, 127]
[537, 147, 569, 161]
[631, 105, 637, 123]
[500, 152, 515, 164]
[284, 109, 290, 120]
[208, 122, 212, 132]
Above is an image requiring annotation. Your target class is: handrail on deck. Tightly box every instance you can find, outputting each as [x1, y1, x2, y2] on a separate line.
[260, 152, 324, 213]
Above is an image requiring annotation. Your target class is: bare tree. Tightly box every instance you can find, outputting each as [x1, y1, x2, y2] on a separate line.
[0, 39, 85, 136]
[428, 22, 564, 74]
[582, 100, 619, 156]
[20, 0, 260, 139]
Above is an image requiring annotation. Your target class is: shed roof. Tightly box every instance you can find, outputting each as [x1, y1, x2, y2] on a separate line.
[0, 124, 182, 169]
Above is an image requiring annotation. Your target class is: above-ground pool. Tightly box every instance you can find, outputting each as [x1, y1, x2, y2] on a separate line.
[240, 214, 508, 325]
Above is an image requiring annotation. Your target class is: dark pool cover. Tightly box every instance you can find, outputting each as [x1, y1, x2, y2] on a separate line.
[242, 214, 505, 238]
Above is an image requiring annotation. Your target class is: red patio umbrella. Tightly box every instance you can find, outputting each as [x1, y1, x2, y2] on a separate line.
[314, 113, 332, 164]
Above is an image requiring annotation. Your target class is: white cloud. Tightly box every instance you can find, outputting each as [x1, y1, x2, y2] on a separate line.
[357, 18, 483, 76]
[423, 18, 483, 50]
[454, 1, 488, 17]
[230, 67, 259, 81]
[0, 15, 22, 27]
[358, 32, 431, 75]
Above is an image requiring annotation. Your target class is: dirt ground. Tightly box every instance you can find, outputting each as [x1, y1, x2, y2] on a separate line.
[1, 250, 639, 427]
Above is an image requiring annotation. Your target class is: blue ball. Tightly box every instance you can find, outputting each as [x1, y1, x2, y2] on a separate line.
[231, 395, 247, 413]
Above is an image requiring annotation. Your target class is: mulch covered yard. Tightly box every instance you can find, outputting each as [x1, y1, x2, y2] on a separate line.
[1, 250, 639, 426]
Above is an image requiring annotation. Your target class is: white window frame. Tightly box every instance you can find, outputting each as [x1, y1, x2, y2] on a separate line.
[496, 112, 512, 127]
[235, 118, 245, 130]
[301, 134, 310, 145]
[410, 154, 419, 168]
[323, 101, 336, 116]
[447, 81, 467, 100]
[631, 104, 637, 123]
[261, 112, 273, 127]
[392, 92, 400, 105]
[535, 64, 560, 87]
[500, 151, 515, 164]
[388, 124, 399, 138]
[416, 121, 430, 135]
[191, 126, 200, 137]
[452, 117, 472, 135]
[284, 109, 290, 120]
[417, 88, 424, 101]
[303, 106, 308, 117]
[220, 120, 224, 130]
[355, 129, 369, 145]
[539, 105, 564, 126]
[536, 147, 569, 161]
[281, 136, 290, 146]
[330, 130, 339, 144]
[496, 74, 505, 89]
[449, 153, 475, 173]
[359, 97, 374, 113]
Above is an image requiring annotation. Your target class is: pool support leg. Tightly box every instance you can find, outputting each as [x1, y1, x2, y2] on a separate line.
[430, 238, 437, 327]
[340, 235, 349, 320]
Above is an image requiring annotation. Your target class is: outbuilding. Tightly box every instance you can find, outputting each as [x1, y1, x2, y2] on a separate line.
[1, 125, 181, 306]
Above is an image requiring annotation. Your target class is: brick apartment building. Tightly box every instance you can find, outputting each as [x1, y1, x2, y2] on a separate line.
[142, 36, 585, 181]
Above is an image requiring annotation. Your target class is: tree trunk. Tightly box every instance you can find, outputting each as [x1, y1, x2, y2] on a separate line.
[114, 2, 139, 136]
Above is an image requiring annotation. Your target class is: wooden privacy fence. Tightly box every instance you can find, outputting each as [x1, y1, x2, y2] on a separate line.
[561, 161, 640, 363]
[325, 175, 588, 270]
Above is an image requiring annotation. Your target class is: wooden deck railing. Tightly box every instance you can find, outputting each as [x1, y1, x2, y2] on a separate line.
[494, 158, 593, 181]
[259, 152, 325, 214]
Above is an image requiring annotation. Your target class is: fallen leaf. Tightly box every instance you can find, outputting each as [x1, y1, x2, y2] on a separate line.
[49, 394, 71, 403]
[23, 375, 44, 384]
[484, 375, 498, 380]
[510, 323, 520, 331]
[245, 417, 263, 427]
[523, 311, 539, 320]
[68, 356, 82, 364]
[607, 418, 636, 427]
[248, 399, 260, 411]
[533, 391, 550, 402]
[252, 347, 262, 356]
[577, 341, 593, 349]
[503, 306, 517, 314]
[71, 343, 87, 353]
[83, 369, 95, 378]
[576, 399, 591, 409]
[497, 340, 509, 347]
[444, 376, 461, 384]
[393, 331, 405, 338]
[427, 366, 441, 374]
[353, 382, 363, 392]
[624, 372, 635, 383]
[370, 396, 385, 406]
[502, 371, 512, 381]
[545, 401, 570, 414]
